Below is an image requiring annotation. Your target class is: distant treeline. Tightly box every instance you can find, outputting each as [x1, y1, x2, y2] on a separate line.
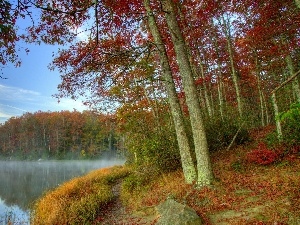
[0, 110, 123, 159]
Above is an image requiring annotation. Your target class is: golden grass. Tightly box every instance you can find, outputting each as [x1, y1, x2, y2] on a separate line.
[31, 165, 131, 225]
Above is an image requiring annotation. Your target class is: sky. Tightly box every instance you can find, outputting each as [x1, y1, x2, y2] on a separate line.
[0, 42, 88, 124]
[0, 7, 92, 125]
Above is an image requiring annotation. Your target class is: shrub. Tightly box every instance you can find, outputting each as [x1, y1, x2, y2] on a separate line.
[264, 130, 281, 149]
[122, 166, 159, 193]
[137, 131, 181, 172]
[278, 102, 300, 146]
[119, 107, 181, 172]
[246, 142, 279, 165]
[205, 117, 250, 151]
[264, 102, 300, 157]
[231, 160, 245, 173]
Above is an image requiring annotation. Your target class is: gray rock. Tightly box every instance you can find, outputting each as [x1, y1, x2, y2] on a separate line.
[156, 198, 203, 225]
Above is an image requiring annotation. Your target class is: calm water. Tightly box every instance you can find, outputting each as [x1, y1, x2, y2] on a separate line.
[0, 159, 124, 225]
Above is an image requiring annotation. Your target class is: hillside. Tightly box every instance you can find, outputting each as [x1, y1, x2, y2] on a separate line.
[114, 141, 300, 224]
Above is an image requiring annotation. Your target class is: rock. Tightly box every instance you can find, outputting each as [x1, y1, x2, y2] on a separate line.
[156, 198, 203, 225]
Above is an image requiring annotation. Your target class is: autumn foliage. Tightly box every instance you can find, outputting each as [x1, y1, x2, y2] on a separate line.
[246, 142, 279, 165]
[120, 145, 300, 224]
[1, 0, 300, 185]
[0, 110, 120, 159]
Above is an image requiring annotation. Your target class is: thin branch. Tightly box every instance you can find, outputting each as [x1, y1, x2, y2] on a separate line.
[0, 75, 8, 79]
[271, 70, 300, 94]
[29, 0, 95, 15]
[226, 121, 245, 151]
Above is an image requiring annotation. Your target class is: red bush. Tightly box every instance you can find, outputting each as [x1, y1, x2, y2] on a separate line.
[247, 142, 279, 165]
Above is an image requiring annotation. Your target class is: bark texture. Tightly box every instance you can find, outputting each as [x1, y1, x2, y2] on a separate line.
[161, 0, 213, 186]
[144, 0, 197, 184]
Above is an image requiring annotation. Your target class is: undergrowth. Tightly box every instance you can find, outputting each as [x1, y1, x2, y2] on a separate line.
[120, 127, 300, 224]
[30, 166, 131, 225]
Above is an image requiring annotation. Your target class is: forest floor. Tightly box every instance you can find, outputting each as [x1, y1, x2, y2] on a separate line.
[92, 126, 300, 225]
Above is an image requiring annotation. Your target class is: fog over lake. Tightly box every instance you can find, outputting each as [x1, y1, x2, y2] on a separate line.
[0, 159, 124, 224]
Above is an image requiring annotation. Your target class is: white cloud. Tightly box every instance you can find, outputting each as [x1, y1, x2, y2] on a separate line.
[0, 84, 88, 124]
[0, 110, 14, 120]
[0, 104, 24, 124]
[76, 27, 90, 42]
[42, 97, 87, 112]
[0, 84, 40, 101]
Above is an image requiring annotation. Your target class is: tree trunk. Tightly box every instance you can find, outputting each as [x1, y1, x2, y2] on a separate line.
[211, 21, 225, 120]
[271, 93, 283, 140]
[144, 0, 197, 184]
[214, 49, 225, 120]
[198, 51, 213, 118]
[285, 55, 300, 102]
[161, 0, 213, 186]
[262, 92, 270, 124]
[221, 15, 243, 117]
[255, 55, 265, 126]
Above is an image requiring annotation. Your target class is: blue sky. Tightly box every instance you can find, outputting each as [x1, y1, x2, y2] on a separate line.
[0, 42, 87, 124]
[0, 8, 94, 125]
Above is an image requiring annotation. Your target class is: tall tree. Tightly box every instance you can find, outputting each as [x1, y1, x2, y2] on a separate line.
[161, 0, 213, 185]
[144, 0, 197, 183]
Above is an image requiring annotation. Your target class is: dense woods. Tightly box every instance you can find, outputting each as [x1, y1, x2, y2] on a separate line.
[0, 111, 120, 159]
[1, 0, 300, 186]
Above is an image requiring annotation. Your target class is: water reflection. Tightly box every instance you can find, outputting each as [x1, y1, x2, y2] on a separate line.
[0, 198, 29, 225]
[0, 159, 124, 224]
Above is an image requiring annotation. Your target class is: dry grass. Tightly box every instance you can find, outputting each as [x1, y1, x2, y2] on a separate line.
[31, 165, 131, 225]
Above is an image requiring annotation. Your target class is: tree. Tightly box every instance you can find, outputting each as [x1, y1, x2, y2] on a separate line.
[144, 0, 197, 183]
[2, 0, 300, 186]
[0, 0, 19, 69]
[0, 110, 119, 159]
[160, 0, 213, 185]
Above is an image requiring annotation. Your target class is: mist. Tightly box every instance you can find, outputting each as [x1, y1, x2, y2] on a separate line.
[0, 158, 125, 224]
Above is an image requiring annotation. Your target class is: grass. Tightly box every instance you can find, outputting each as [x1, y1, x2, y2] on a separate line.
[30, 165, 131, 225]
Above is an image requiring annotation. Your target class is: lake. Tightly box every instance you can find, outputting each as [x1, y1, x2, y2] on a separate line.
[0, 159, 125, 225]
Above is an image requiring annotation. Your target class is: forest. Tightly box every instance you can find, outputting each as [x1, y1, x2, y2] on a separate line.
[0, 110, 121, 159]
[1, 0, 300, 186]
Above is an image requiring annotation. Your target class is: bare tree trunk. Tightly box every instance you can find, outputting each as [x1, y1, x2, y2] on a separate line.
[161, 0, 213, 186]
[271, 93, 283, 140]
[221, 15, 243, 117]
[285, 55, 300, 102]
[198, 52, 213, 118]
[215, 50, 225, 120]
[211, 21, 225, 120]
[177, 8, 212, 119]
[262, 92, 270, 124]
[144, 0, 197, 184]
[255, 55, 265, 126]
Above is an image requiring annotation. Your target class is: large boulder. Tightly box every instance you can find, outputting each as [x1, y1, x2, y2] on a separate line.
[156, 198, 203, 225]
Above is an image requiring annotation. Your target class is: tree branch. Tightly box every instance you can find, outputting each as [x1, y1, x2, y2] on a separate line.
[271, 70, 300, 94]
[29, 0, 95, 15]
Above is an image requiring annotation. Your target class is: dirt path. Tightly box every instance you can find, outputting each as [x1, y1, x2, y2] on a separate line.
[93, 181, 158, 225]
